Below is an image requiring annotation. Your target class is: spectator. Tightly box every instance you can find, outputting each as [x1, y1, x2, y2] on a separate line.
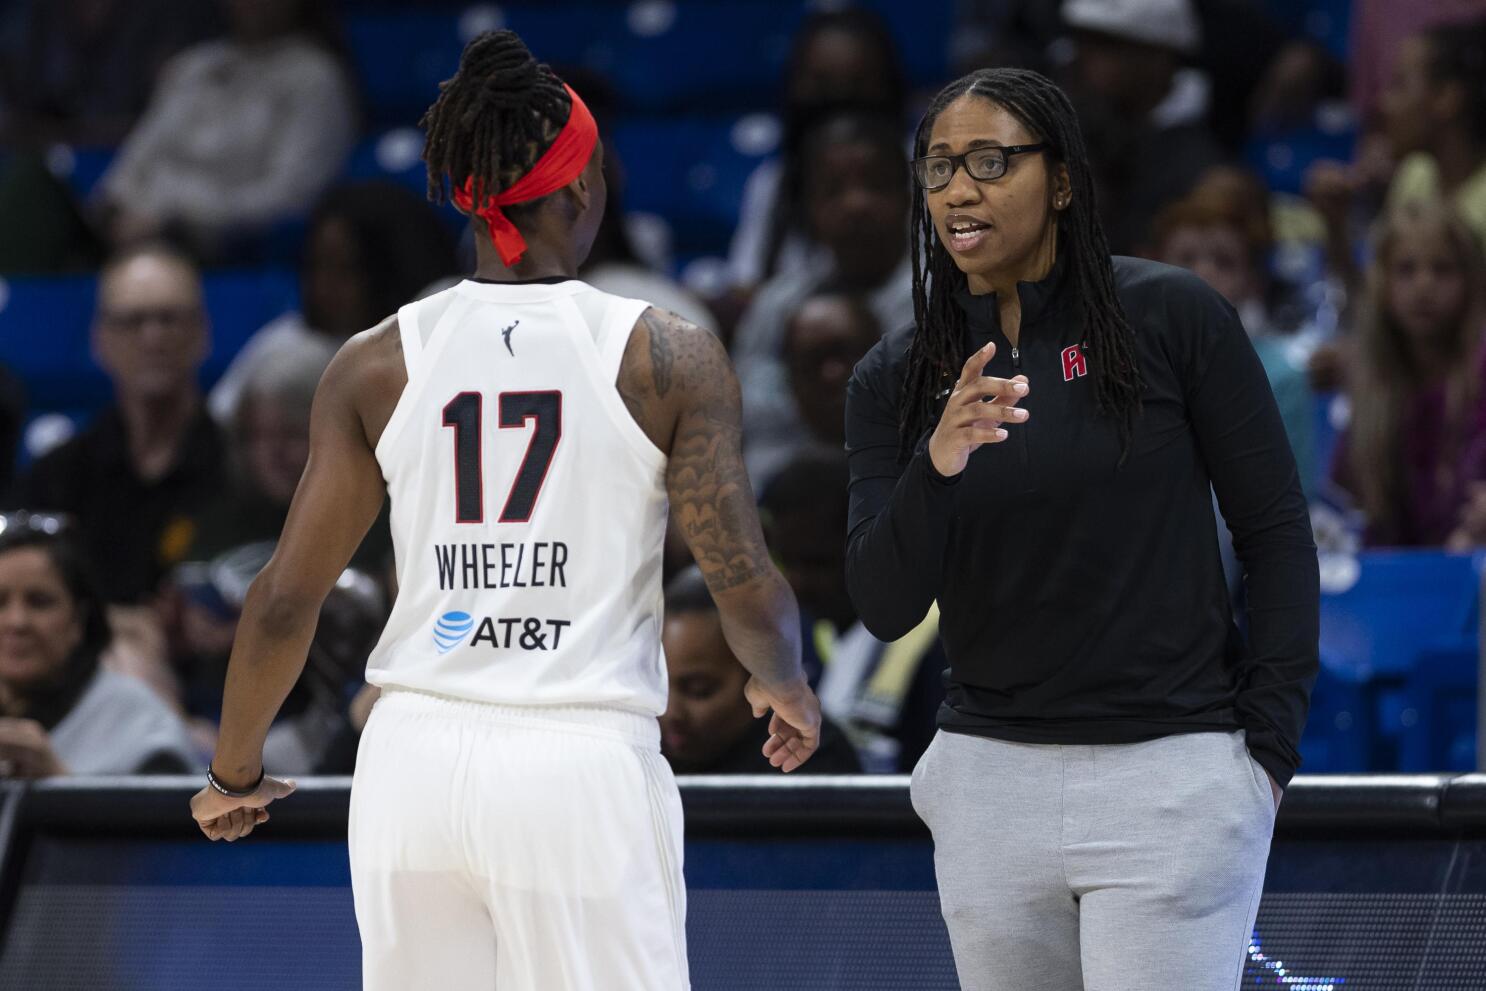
[659, 565, 861, 775]
[732, 112, 914, 487]
[209, 181, 458, 423]
[1380, 21, 1486, 247]
[1333, 200, 1486, 548]
[727, 7, 907, 293]
[13, 243, 224, 604]
[97, 0, 356, 253]
[784, 292, 882, 450]
[196, 336, 339, 560]
[1349, 0, 1486, 128]
[1152, 169, 1317, 489]
[759, 449, 943, 772]
[1059, 0, 1226, 253]
[0, 0, 217, 146]
[0, 521, 197, 776]
[171, 540, 385, 774]
[1308, 20, 1486, 289]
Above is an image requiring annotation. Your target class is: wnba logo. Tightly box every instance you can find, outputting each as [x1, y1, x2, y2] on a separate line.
[433, 611, 475, 654]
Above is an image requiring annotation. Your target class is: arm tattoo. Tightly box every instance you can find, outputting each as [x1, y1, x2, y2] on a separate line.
[638, 310, 772, 593]
[646, 311, 675, 397]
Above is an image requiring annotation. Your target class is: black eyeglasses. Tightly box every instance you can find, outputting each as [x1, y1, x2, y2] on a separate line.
[912, 143, 1050, 191]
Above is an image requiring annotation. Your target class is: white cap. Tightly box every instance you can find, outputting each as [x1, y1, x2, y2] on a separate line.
[1062, 0, 1201, 55]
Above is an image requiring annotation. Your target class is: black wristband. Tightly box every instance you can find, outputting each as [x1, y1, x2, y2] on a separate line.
[206, 765, 264, 798]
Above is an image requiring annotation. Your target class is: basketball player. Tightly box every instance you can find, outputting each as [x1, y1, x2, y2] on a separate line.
[189, 30, 821, 990]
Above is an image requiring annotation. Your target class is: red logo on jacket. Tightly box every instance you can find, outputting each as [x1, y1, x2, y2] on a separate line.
[1061, 344, 1088, 382]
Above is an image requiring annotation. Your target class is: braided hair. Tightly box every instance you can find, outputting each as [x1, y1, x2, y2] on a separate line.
[421, 30, 573, 218]
[900, 68, 1142, 460]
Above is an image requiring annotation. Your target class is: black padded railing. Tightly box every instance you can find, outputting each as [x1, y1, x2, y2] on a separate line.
[2, 773, 1486, 839]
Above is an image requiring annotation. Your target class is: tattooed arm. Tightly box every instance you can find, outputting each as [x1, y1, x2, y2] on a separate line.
[619, 308, 820, 770]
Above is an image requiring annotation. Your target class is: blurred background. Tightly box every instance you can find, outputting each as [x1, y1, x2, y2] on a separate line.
[0, 0, 1481, 788]
[3, 1, 1486, 987]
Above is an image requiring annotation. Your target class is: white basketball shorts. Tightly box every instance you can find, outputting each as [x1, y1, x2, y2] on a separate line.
[348, 687, 689, 989]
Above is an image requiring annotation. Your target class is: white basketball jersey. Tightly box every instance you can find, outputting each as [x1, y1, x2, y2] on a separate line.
[365, 279, 668, 715]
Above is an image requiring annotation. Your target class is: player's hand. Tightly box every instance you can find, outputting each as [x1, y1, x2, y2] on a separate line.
[190, 772, 297, 842]
[745, 676, 821, 773]
[0, 718, 68, 779]
[927, 341, 1029, 478]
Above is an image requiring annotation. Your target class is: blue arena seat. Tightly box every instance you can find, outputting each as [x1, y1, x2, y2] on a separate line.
[1320, 550, 1482, 682]
[611, 113, 776, 259]
[1244, 120, 1357, 198]
[0, 271, 299, 416]
[1298, 666, 1372, 773]
[1315, 550, 1483, 772]
[345, 1, 951, 125]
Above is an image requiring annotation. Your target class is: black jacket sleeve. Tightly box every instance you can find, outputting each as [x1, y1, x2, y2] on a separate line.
[1181, 283, 1319, 787]
[843, 342, 960, 642]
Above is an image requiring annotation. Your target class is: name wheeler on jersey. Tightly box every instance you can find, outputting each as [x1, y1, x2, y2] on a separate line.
[365, 279, 669, 715]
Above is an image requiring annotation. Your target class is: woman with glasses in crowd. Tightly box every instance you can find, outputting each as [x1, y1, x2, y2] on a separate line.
[0, 514, 198, 778]
[844, 68, 1318, 988]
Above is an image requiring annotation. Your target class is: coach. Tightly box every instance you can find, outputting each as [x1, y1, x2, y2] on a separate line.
[844, 68, 1318, 989]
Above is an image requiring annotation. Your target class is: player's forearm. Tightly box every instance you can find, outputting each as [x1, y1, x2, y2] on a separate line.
[210, 577, 320, 785]
[716, 571, 804, 688]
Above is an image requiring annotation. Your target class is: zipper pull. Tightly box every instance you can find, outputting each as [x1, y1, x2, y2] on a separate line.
[1011, 346, 1021, 368]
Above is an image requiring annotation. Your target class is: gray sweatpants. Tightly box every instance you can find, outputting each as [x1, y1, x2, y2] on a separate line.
[911, 729, 1276, 991]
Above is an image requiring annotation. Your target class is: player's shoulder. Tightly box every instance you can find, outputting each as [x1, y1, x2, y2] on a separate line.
[632, 306, 730, 380]
[320, 314, 405, 401]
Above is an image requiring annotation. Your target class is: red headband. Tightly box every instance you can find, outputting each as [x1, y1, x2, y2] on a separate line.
[451, 83, 599, 267]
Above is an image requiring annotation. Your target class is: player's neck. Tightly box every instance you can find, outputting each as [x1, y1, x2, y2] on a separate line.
[472, 227, 580, 283]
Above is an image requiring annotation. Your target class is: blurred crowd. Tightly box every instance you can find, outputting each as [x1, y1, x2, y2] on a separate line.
[0, 0, 1484, 782]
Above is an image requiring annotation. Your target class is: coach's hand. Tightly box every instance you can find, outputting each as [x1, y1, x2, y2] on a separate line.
[190, 773, 297, 842]
[745, 676, 821, 773]
[927, 341, 1029, 478]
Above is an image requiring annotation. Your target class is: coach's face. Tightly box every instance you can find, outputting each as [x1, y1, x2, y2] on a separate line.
[659, 611, 756, 772]
[923, 94, 1070, 295]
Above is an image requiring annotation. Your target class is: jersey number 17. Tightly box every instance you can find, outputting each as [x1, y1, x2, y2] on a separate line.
[441, 391, 561, 524]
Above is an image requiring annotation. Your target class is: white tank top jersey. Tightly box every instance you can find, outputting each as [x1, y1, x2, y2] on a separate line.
[364, 279, 669, 716]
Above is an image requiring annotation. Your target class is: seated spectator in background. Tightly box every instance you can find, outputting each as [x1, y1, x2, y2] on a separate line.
[727, 7, 907, 295]
[96, 0, 355, 254]
[733, 112, 914, 486]
[786, 292, 881, 449]
[743, 289, 879, 484]
[172, 541, 385, 773]
[1152, 169, 1316, 489]
[0, 0, 217, 146]
[1308, 19, 1486, 289]
[660, 566, 860, 775]
[199, 333, 391, 567]
[209, 180, 458, 422]
[0, 522, 197, 777]
[1380, 21, 1486, 247]
[760, 449, 943, 773]
[13, 243, 224, 604]
[1333, 201, 1486, 548]
[1059, 0, 1226, 254]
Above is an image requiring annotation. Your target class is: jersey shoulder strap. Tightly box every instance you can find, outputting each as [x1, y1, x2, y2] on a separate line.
[593, 295, 653, 386]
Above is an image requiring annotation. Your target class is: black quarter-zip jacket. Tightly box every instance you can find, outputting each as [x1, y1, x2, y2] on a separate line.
[844, 255, 1318, 786]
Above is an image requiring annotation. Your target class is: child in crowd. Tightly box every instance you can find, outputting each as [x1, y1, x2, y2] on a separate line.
[1333, 200, 1486, 547]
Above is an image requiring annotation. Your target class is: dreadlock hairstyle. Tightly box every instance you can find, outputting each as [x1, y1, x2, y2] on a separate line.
[420, 30, 573, 221]
[900, 68, 1143, 461]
